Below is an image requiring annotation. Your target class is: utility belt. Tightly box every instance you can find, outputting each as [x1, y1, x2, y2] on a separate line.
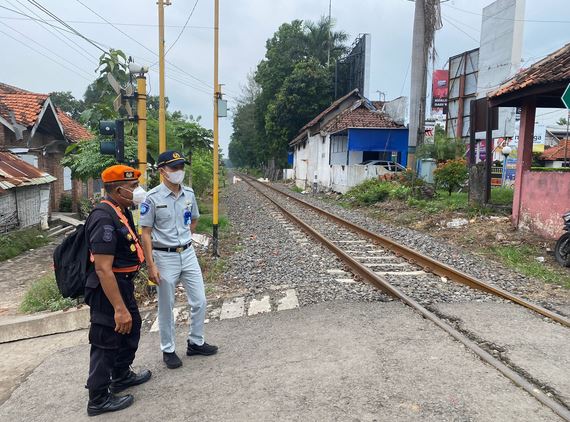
[112, 265, 141, 274]
[153, 242, 192, 253]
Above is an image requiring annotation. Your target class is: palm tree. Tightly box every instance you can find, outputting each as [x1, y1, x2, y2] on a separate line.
[304, 16, 349, 66]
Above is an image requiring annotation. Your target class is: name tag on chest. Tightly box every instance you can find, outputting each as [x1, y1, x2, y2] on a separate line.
[156, 204, 168, 209]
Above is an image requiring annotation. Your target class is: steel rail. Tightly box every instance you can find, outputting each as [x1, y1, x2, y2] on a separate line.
[241, 176, 570, 421]
[241, 175, 570, 328]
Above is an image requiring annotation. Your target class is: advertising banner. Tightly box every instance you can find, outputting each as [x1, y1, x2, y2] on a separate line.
[431, 70, 449, 111]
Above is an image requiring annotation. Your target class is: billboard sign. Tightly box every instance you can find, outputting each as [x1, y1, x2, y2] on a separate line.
[431, 70, 449, 111]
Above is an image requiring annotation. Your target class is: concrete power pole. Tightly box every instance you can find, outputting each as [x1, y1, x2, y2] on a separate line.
[408, 0, 427, 170]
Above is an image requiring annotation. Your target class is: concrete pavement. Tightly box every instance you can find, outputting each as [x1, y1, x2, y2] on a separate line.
[0, 301, 561, 421]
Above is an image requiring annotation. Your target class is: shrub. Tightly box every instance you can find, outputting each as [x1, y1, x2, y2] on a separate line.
[59, 193, 73, 212]
[434, 159, 468, 196]
[20, 274, 75, 313]
[389, 185, 411, 200]
[345, 179, 392, 205]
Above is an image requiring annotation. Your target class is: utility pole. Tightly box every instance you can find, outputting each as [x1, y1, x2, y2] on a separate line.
[212, 0, 220, 257]
[136, 74, 147, 186]
[327, 0, 332, 66]
[408, 0, 427, 171]
[158, 0, 170, 154]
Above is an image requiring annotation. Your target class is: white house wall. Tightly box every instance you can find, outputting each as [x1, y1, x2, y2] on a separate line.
[330, 164, 385, 194]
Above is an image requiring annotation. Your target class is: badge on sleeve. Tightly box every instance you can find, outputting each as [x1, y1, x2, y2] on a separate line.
[102, 225, 114, 242]
[140, 202, 150, 216]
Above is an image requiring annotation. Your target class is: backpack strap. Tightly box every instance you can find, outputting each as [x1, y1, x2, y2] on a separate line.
[95, 200, 145, 270]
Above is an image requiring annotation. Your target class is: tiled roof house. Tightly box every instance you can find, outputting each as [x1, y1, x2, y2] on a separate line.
[0, 82, 94, 212]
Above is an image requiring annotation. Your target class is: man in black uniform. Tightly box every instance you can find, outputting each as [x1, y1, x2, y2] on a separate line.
[84, 165, 151, 416]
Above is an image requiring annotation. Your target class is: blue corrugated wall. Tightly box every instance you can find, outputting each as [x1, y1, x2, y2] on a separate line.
[347, 128, 409, 167]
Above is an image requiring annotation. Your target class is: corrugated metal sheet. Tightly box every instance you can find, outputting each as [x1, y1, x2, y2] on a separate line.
[0, 152, 56, 192]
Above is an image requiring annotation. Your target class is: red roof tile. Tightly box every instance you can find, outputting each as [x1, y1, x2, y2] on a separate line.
[0, 92, 48, 126]
[490, 42, 570, 98]
[0, 82, 93, 142]
[322, 101, 404, 134]
[540, 140, 570, 161]
[56, 109, 94, 141]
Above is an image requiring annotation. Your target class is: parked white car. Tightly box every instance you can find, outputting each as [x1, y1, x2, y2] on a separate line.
[358, 160, 406, 173]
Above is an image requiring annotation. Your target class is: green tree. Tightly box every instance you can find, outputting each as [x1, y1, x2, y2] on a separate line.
[49, 91, 85, 120]
[557, 117, 568, 126]
[434, 159, 468, 196]
[417, 126, 465, 161]
[304, 16, 348, 66]
[81, 49, 129, 130]
[230, 18, 349, 170]
[61, 136, 138, 181]
[265, 58, 333, 164]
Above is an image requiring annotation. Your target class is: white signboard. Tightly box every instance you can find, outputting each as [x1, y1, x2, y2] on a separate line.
[510, 122, 546, 146]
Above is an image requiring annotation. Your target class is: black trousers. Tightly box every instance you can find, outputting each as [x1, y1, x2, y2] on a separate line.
[84, 272, 141, 394]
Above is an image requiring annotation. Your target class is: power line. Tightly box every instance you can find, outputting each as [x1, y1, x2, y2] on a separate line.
[0, 28, 91, 82]
[444, 4, 570, 24]
[7, 0, 99, 64]
[165, 0, 200, 57]
[0, 13, 213, 29]
[26, 0, 107, 53]
[441, 15, 479, 43]
[0, 5, 75, 34]
[0, 20, 95, 79]
[74, 0, 214, 93]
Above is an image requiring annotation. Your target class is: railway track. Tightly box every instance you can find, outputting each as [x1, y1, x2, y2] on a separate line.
[239, 174, 570, 421]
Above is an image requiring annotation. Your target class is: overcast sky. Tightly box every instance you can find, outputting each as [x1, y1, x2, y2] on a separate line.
[1, 0, 569, 156]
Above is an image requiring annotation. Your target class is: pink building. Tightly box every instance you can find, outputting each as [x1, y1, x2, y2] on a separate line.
[489, 43, 570, 239]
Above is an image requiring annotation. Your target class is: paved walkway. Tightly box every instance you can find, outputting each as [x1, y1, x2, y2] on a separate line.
[0, 241, 58, 316]
[0, 301, 559, 421]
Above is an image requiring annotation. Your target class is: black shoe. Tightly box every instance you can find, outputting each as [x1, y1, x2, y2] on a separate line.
[109, 369, 152, 394]
[163, 351, 183, 369]
[87, 392, 134, 417]
[187, 341, 218, 356]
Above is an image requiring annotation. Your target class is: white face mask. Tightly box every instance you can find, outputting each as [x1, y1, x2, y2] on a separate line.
[165, 170, 185, 185]
[132, 186, 147, 205]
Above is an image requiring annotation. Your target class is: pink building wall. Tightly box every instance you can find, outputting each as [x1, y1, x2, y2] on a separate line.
[516, 171, 570, 239]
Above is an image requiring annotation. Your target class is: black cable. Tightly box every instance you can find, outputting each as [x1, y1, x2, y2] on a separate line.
[0, 20, 94, 79]
[26, 0, 107, 53]
[74, 0, 214, 93]
[165, 0, 200, 57]
[9, 0, 99, 63]
[0, 28, 91, 81]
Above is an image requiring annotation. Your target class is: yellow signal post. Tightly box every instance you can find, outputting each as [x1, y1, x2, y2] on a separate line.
[212, 0, 220, 257]
[158, 0, 169, 154]
[136, 74, 147, 187]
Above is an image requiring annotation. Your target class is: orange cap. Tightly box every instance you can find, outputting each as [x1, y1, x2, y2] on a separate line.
[101, 165, 141, 183]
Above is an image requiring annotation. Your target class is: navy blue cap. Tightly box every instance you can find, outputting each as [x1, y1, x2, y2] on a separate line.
[157, 150, 188, 168]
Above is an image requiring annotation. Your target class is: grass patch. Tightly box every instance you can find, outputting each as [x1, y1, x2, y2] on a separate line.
[20, 274, 75, 313]
[490, 187, 514, 206]
[291, 185, 303, 193]
[489, 245, 570, 288]
[195, 214, 229, 234]
[0, 227, 50, 262]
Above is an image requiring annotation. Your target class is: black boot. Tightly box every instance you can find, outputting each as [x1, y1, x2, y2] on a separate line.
[87, 389, 134, 417]
[187, 340, 218, 356]
[109, 368, 152, 394]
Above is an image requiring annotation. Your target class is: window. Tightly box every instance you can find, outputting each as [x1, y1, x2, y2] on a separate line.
[63, 167, 72, 191]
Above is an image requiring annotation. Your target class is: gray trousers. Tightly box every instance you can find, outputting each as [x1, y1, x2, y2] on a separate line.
[153, 246, 206, 353]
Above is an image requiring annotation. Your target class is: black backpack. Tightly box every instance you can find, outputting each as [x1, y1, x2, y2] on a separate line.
[53, 203, 120, 299]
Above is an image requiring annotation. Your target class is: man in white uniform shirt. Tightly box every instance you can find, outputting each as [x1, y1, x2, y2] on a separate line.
[140, 150, 218, 369]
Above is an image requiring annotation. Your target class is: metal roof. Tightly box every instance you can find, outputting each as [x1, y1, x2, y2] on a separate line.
[0, 152, 56, 192]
